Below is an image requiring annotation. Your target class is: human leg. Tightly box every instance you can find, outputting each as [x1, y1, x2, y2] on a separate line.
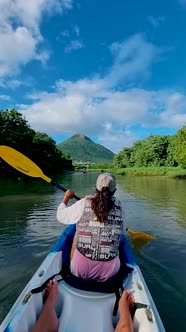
[115, 290, 134, 332]
[30, 280, 59, 332]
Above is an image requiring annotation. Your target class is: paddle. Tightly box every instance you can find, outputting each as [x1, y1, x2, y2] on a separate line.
[0, 145, 80, 200]
[126, 228, 155, 240]
[0, 145, 155, 240]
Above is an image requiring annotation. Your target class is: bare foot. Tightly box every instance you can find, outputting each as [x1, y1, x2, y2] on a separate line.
[30, 279, 59, 332]
[115, 290, 135, 332]
[44, 280, 58, 306]
[119, 290, 135, 319]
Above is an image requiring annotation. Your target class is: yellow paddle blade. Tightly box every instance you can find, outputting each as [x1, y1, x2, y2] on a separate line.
[127, 228, 155, 240]
[0, 145, 51, 183]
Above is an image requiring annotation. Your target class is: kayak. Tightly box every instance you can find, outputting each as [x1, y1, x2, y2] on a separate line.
[0, 225, 165, 332]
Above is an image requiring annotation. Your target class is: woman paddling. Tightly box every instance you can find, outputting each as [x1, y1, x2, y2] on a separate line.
[56, 173, 125, 281]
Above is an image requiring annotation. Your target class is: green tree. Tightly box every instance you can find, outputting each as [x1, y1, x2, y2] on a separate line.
[165, 135, 178, 167]
[113, 148, 133, 168]
[64, 152, 71, 160]
[174, 126, 186, 168]
[113, 133, 178, 169]
[130, 140, 149, 167]
[0, 109, 35, 152]
[145, 135, 170, 166]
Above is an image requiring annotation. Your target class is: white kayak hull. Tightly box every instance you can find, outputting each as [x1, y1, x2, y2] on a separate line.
[0, 225, 165, 332]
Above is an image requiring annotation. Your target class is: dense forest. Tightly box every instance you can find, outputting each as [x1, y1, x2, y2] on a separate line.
[113, 126, 186, 169]
[0, 109, 74, 178]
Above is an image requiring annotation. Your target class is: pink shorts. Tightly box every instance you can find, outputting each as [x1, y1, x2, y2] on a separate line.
[70, 249, 120, 281]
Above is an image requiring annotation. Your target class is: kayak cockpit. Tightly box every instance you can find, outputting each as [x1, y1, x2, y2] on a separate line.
[1, 225, 165, 332]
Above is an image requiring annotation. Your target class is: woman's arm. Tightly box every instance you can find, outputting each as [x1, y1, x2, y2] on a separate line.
[62, 189, 75, 205]
[57, 190, 86, 225]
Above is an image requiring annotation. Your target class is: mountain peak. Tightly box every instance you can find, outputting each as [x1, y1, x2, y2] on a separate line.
[57, 134, 114, 164]
[72, 133, 93, 142]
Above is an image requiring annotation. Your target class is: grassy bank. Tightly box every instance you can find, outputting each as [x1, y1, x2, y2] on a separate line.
[114, 166, 186, 178]
[86, 166, 186, 178]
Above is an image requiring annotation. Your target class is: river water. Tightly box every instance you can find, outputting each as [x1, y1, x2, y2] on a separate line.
[0, 172, 186, 331]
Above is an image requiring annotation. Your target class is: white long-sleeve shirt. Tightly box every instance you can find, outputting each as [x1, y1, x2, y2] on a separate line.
[56, 197, 87, 224]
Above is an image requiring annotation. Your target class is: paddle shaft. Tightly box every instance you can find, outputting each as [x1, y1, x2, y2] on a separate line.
[51, 180, 80, 201]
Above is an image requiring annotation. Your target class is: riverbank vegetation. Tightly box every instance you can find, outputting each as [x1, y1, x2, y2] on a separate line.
[1, 108, 186, 179]
[75, 127, 186, 178]
[86, 165, 186, 178]
[114, 166, 186, 178]
[112, 126, 186, 177]
[86, 127, 186, 178]
[0, 109, 74, 178]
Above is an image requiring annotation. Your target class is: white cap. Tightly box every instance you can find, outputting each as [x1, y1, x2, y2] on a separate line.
[96, 173, 116, 193]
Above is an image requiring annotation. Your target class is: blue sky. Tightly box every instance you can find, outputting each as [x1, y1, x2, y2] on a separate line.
[1, 0, 186, 153]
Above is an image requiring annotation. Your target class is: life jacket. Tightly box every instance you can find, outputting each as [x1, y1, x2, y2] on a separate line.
[76, 197, 123, 261]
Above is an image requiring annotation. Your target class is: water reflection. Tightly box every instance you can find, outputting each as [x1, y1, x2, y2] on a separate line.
[117, 175, 186, 230]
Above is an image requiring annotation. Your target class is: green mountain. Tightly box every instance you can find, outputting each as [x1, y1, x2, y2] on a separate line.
[57, 134, 115, 164]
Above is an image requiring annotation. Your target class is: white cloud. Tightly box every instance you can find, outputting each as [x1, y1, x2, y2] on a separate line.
[74, 25, 80, 37]
[19, 33, 186, 153]
[166, 92, 186, 114]
[159, 93, 186, 126]
[0, 0, 73, 78]
[0, 26, 39, 77]
[0, 79, 22, 88]
[106, 34, 159, 87]
[0, 0, 73, 30]
[56, 23, 84, 52]
[147, 16, 165, 28]
[0, 94, 11, 100]
[98, 128, 139, 153]
[0, 77, 35, 90]
[20, 85, 186, 152]
[57, 30, 70, 40]
[64, 39, 84, 53]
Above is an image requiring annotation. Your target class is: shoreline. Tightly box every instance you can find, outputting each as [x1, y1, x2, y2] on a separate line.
[87, 167, 186, 178]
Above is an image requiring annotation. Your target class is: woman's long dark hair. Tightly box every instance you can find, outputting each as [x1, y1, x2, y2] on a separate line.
[91, 187, 115, 223]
